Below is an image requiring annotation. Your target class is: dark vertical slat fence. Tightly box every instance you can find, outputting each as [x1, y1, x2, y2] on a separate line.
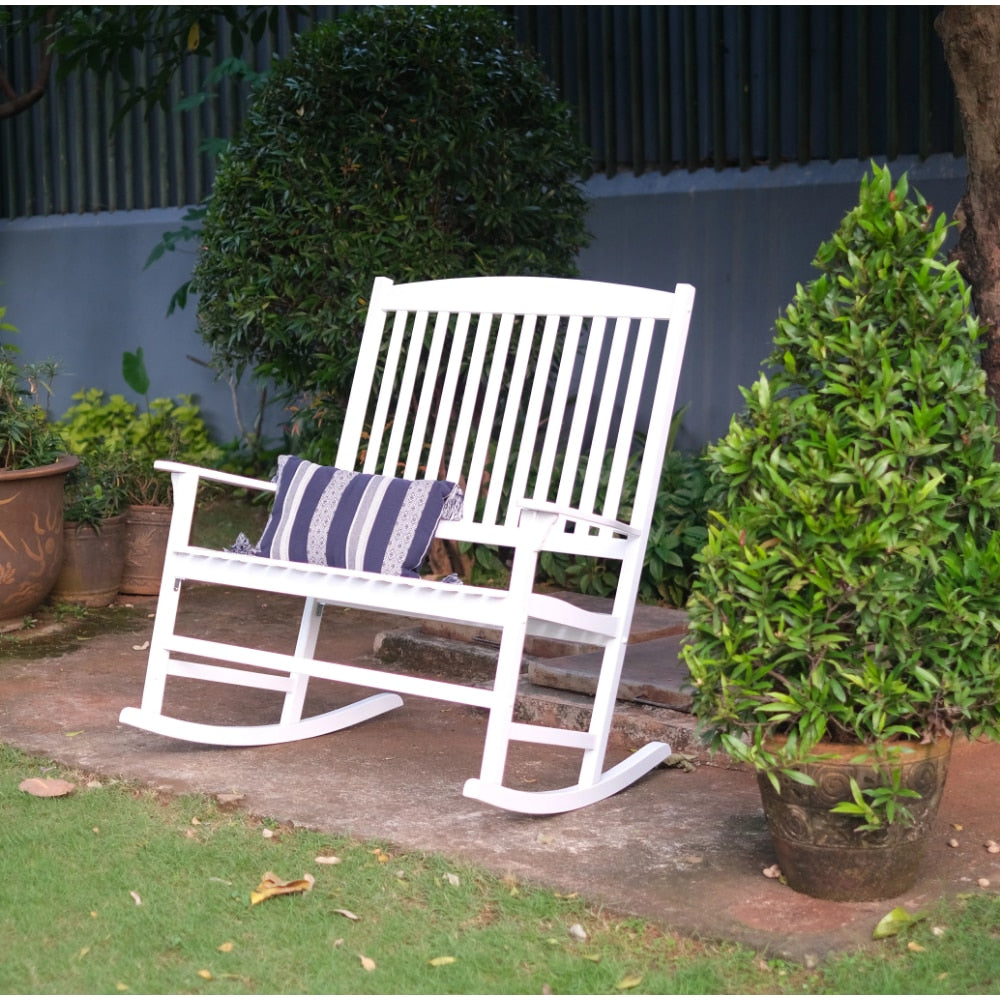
[0, 5, 962, 219]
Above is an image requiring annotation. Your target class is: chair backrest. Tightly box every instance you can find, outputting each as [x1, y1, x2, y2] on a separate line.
[335, 275, 695, 570]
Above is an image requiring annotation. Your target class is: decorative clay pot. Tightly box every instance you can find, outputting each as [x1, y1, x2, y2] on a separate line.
[757, 736, 952, 901]
[0, 454, 79, 626]
[50, 513, 128, 607]
[120, 504, 173, 596]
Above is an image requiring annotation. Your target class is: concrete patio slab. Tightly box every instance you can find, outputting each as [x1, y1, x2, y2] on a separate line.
[1, 584, 997, 967]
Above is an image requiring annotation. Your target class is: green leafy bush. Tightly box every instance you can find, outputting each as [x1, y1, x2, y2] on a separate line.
[0, 310, 66, 470]
[59, 389, 222, 505]
[682, 165, 1000, 827]
[193, 5, 591, 461]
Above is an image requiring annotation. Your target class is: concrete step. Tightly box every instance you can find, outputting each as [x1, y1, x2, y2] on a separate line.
[527, 632, 693, 712]
[372, 595, 735, 766]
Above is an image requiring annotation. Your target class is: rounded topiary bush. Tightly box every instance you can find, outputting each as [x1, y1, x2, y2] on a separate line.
[194, 5, 591, 459]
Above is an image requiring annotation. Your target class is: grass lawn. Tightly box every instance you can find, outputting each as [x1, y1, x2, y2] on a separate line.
[1, 745, 998, 994]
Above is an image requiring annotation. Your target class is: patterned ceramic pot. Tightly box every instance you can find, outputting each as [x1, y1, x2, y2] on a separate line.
[120, 504, 172, 596]
[0, 454, 78, 627]
[757, 736, 952, 901]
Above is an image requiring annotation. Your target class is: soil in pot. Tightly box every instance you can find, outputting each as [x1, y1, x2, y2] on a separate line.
[50, 513, 127, 608]
[757, 736, 952, 901]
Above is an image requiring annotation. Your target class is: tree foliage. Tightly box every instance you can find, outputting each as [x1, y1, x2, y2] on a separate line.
[192, 5, 592, 460]
[0, 6, 291, 125]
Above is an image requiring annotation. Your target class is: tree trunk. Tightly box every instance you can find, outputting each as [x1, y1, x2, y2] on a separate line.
[0, 9, 56, 121]
[936, 7, 1000, 414]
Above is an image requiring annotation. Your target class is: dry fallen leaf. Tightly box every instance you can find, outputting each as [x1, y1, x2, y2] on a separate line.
[333, 908, 359, 921]
[358, 954, 376, 972]
[907, 941, 926, 953]
[217, 942, 234, 953]
[197, 970, 212, 981]
[372, 848, 390, 863]
[129, 891, 142, 906]
[250, 871, 315, 906]
[132, 641, 150, 651]
[978, 878, 991, 888]
[762, 864, 782, 879]
[616, 973, 643, 990]
[429, 956, 456, 967]
[947, 838, 960, 848]
[568, 923, 588, 941]
[19, 777, 75, 797]
[444, 873, 460, 887]
[315, 855, 341, 865]
[985, 840, 1000, 854]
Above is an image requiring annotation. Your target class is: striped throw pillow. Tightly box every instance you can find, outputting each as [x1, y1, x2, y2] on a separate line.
[257, 455, 464, 578]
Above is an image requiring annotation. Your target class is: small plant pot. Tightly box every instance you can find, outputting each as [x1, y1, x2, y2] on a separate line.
[50, 514, 128, 608]
[120, 505, 173, 596]
[757, 736, 952, 901]
[0, 454, 79, 627]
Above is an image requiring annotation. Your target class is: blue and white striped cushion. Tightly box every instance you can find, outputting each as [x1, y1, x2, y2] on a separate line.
[257, 455, 464, 578]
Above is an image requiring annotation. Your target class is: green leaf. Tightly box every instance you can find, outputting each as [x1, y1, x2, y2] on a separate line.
[122, 347, 151, 397]
[872, 906, 926, 940]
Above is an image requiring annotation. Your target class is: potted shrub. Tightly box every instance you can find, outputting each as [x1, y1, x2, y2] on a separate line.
[59, 350, 222, 596]
[50, 446, 128, 607]
[682, 165, 1000, 901]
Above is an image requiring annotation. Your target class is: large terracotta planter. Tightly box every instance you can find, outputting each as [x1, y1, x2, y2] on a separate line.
[120, 504, 173, 595]
[0, 454, 79, 626]
[757, 736, 952, 901]
[50, 513, 128, 607]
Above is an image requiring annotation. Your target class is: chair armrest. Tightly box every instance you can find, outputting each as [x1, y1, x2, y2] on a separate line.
[515, 499, 640, 538]
[154, 460, 277, 494]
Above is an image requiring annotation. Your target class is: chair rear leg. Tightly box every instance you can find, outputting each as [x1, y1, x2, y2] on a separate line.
[577, 640, 628, 787]
[280, 597, 323, 726]
[137, 577, 184, 715]
[476, 619, 529, 786]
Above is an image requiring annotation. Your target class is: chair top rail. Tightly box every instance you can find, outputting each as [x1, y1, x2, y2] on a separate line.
[363, 274, 689, 320]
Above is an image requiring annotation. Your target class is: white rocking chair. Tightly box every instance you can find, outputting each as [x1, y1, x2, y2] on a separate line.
[119, 275, 695, 813]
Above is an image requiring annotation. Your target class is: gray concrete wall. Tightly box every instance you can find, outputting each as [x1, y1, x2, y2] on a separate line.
[0, 155, 967, 453]
[577, 155, 968, 451]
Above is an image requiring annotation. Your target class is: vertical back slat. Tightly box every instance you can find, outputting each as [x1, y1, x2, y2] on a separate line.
[358, 312, 409, 473]
[482, 313, 539, 525]
[575, 315, 631, 532]
[383, 310, 430, 476]
[425, 311, 472, 481]
[464, 313, 516, 521]
[509, 313, 562, 522]
[555, 316, 607, 509]
[445, 312, 495, 490]
[404, 308, 452, 478]
[534, 315, 584, 503]
[603, 316, 656, 519]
